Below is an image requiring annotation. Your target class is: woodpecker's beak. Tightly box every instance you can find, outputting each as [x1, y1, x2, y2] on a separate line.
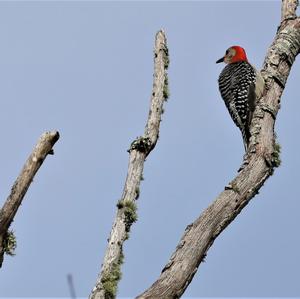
[216, 57, 224, 64]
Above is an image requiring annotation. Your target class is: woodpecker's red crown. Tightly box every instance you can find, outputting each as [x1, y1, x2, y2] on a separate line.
[216, 46, 248, 64]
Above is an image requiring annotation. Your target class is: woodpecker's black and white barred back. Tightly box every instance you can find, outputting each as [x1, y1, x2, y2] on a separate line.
[216, 46, 264, 151]
[218, 61, 256, 149]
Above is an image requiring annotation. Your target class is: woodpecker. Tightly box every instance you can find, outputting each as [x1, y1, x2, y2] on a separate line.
[216, 46, 264, 150]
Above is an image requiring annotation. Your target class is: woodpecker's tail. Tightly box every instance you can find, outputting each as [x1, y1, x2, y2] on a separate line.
[242, 128, 250, 151]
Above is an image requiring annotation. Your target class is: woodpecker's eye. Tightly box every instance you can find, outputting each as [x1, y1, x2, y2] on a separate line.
[225, 49, 229, 55]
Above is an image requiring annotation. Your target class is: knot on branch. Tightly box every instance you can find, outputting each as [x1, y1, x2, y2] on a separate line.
[280, 16, 298, 29]
[263, 25, 300, 89]
[264, 141, 281, 175]
[225, 181, 240, 194]
[162, 259, 174, 273]
[261, 104, 277, 119]
[129, 137, 152, 153]
[48, 149, 55, 155]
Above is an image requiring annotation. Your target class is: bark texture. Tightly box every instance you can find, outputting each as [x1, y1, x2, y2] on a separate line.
[136, 2, 300, 298]
[0, 131, 60, 268]
[89, 30, 169, 299]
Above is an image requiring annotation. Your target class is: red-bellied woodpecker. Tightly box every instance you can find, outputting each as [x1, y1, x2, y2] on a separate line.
[216, 46, 264, 150]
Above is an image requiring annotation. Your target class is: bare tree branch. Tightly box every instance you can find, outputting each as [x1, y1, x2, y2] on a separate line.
[89, 30, 169, 299]
[281, 0, 298, 21]
[137, 2, 300, 299]
[0, 130, 60, 268]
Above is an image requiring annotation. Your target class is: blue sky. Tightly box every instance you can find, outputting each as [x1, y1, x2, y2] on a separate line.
[0, 1, 299, 298]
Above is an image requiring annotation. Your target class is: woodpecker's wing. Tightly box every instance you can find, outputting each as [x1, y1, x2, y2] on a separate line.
[247, 68, 265, 134]
[247, 81, 256, 131]
[218, 61, 257, 149]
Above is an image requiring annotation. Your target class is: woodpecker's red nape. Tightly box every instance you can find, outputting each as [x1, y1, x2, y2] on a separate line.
[230, 46, 248, 63]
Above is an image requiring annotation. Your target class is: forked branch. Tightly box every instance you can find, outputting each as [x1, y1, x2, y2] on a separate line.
[137, 1, 300, 298]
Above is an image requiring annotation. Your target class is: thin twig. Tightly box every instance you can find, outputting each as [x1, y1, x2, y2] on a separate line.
[67, 273, 77, 299]
[137, 2, 300, 299]
[0, 130, 60, 267]
[89, 30, 169, 299]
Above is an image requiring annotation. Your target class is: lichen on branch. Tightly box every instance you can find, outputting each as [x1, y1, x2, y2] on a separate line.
[89, 30, 169, 299]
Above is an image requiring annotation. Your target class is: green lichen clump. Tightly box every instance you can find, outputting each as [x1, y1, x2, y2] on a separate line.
[272, 142, 281, 168]
[103, 198, 135, 298]
[101, 251, 124, 299]
[117, 199, 138, 240]
[3, 230, 17, 256]
[123, 200, 138, 232]
[163, 74, 170, 101]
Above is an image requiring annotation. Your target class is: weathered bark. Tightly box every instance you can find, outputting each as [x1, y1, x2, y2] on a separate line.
[136, 1, 300, 298]
[89, 30, 169, 299]
[281, 0, 298, 21]
[0, 130, 60, 268]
